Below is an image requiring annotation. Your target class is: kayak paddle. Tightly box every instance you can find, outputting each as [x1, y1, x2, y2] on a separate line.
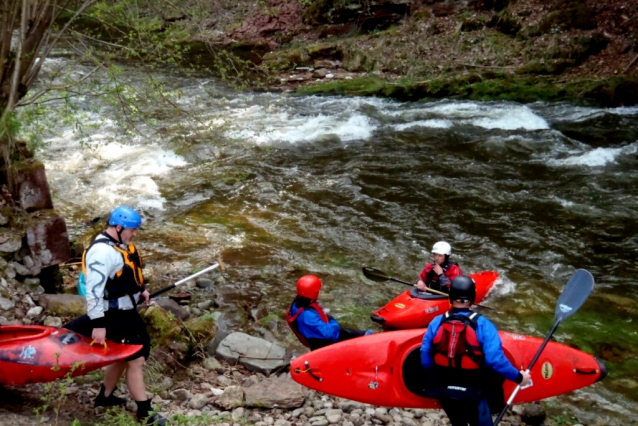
[493, 269, 595, 426]
[362, 266, 495, 310]
[139, 262, 220, 303]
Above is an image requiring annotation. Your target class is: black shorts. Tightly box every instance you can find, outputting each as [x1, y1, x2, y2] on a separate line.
[64, 309, 151, 361]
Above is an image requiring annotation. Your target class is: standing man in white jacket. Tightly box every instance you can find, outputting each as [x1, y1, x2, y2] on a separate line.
[66, 206, 166, 425]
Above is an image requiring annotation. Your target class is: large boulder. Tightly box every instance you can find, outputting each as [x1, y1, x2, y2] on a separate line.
[303, 0, 409, 31]
[243, 375, 308, 409]
[26, 210, 72, 268]
[12, 159, 53, 212]
[214, 385, 244, 410]
[154, 298, 190, 321]
[38, 294, 86, 316]
[215, 332, 288, 374]
[0, 234, 22, 253]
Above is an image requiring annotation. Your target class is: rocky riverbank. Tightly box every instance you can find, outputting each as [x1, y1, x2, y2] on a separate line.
[61, 0, 638, 105]
[0, 259, 594, 426]
[173, 0, 638, 106]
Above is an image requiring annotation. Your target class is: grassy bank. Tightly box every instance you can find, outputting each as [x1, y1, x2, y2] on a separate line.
[296, 74, 638, 106]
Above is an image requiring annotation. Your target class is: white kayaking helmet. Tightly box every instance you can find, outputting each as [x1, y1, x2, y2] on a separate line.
[431, 241, 452, 256]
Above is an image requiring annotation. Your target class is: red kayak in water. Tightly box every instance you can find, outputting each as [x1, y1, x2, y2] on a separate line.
[291, 328, 606, 408]
[0, 325, 142, 385]
[371, 271, 499, 329]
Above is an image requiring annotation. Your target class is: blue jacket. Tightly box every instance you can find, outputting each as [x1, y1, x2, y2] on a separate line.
[289, 301, 341, 342]
[421, 308, 521, 383]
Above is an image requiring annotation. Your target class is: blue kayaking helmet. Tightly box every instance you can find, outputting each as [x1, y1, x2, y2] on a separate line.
[108, 206, 142, 229]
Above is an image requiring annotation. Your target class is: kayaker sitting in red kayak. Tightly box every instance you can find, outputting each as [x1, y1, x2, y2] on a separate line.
[286, 275, 372, 351]
[416, 241, 462, 293]
[420, 276, 531, 426]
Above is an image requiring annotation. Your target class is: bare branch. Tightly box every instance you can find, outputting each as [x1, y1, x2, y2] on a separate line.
[17, 64, 102, 107]
[69, 29, 138, 53]
[4, 0, 27, 116]
[18, 90, 109, 107]
[623, 53, 638, 74]
[26, 0, 100, 88]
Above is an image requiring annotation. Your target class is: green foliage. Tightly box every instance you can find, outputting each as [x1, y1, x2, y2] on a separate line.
[34, 361, 86, 425]
[90, 407, 252, 425]
[11, 0, 268, 156]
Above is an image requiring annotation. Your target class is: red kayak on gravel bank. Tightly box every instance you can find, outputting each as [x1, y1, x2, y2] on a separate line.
[291, 328, 606, 408]
[371, 271, 499, 330]
[0, 325, 142, 385]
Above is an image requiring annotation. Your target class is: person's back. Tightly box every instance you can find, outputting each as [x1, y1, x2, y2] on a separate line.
[286, 275, 372, 351]
[420, 276, 530, 426]
[288, 296, 340, 350]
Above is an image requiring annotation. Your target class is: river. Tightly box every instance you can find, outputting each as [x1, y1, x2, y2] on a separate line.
[28, 56, 638, 425]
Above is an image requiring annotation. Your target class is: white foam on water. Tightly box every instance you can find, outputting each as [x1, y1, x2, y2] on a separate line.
[470, 105, 549, 130]
[425, 101, 483, 116]
[42, 132, 187, 211]
[609, 105, 638, 116]
[550, 142, 638, 167]
[378, 100, 549, 131]
[227, 108, 377, 144]
[394, 119, 453, 131]
[487, 274, 517, 298]
[552, 197, 575, 208]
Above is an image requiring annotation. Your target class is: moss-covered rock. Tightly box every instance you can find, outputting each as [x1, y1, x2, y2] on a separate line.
[38, 294, 86, 317]
[490, 12, 521, 36]
[303, 0, 408, 31]
[298, 74, 638, 107]
[570, 34, 609, 61]
[303, 0, 363, 26]
[143, 305, 183, 346]
[527, 1, 596, 36]
[142, 305, 216, 356]
[308, 43, 344, 60]
[515, 60, 575, 75]
[342, 51, 371, 72]
[262, 48, 311, 71]
[461, 17, 487, 32]
[582, 78, 638, 107]
[468, 0, 512, 12]
[184, 313, 216, 344]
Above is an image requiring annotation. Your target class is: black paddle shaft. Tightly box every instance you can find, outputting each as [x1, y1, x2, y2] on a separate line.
[493, 269, 595, 426]
[362, 267, 413, 286]
[362, 266, 496, 310]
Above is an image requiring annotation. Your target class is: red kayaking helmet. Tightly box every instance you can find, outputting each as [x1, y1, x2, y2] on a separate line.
[297, 275, 322, 300]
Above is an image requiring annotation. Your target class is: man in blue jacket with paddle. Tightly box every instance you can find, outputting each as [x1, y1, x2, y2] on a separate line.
[420, 275, 531, 426]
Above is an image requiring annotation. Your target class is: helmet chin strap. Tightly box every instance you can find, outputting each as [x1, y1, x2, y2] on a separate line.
[116, 226, 124, 244]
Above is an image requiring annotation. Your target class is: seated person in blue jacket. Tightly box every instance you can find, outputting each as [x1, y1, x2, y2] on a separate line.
[286, 275, 372, 351]
[420, 275, 531, 426]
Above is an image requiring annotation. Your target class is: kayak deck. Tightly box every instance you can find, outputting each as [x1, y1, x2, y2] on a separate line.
[0, 325, 142, 385]
[291, 329, 606, 408]
[371, 271, 499, 330]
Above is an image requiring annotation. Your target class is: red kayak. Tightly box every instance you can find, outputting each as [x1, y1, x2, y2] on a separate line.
[291, 328, 606, 408]
[0, 325, 142, 385]
[371, 271, 499, 330]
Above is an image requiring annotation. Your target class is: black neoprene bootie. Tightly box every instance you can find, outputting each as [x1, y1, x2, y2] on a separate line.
[136, 399, 168, 425]
[94, 384, 127, 407]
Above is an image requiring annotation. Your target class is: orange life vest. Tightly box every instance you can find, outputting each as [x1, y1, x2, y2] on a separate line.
[82, 233, 145, 301]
